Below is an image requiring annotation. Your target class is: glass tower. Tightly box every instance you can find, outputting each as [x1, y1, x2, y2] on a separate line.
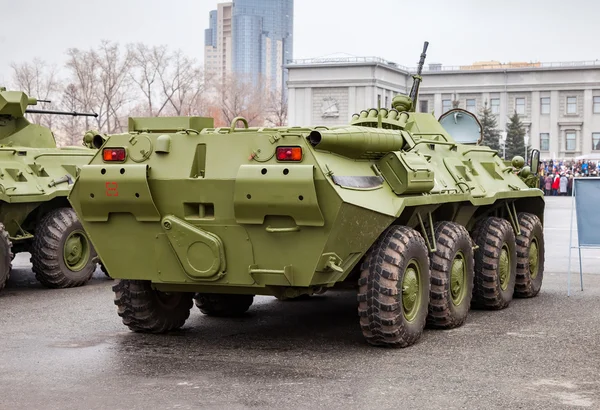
[231, 0, 294, 95]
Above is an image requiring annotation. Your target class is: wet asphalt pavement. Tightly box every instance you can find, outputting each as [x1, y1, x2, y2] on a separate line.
[1, 197, 599, 410]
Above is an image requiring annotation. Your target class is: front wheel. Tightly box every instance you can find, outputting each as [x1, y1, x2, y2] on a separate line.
[113, 280, 194, 333]
[358, 225, 430, 348]
[31, 207, 97, 288]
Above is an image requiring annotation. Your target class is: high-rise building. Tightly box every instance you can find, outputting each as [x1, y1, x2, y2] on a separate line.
[204, 0, 293, 95]
[204, 3, 233, 81]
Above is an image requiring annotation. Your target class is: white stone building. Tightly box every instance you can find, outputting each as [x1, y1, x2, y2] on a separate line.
[287, 57, 600, 159]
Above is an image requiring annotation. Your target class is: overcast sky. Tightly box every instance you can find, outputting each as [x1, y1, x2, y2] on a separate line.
[1, 0, 599, 84]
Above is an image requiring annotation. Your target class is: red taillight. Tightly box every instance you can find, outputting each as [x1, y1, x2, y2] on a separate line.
[276, 146, 302, 161]
[102, 148, 126, 162]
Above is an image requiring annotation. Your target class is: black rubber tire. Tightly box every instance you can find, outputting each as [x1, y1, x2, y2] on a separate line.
[194, 294, 254, 317]
[471, 217, 517, 310]
[113, 279, 194, 333]
[0, 223, 13, 292]
[358, 225, 430, 348]
[31, 207, 97, 288]
[426, 221, 474, 329]
[514, 213, 545, 298]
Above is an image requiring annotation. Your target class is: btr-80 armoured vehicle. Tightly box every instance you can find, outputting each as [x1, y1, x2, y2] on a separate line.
[0, 88, 99, 292]
[68, 43, 545, 347]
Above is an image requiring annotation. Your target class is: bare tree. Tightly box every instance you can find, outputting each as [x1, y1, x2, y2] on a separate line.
[217, 74, 266, 127]
[94, 40, 134, 133]
[157, 50, 207, 116]
[57, 83, 86, 146]
[10, 58, 61, 130]
[64, 47, 101, 131]
[128, 43, 169, 116]
[265, 89, 288, 126]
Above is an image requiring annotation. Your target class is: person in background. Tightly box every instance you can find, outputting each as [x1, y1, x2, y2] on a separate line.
[544, 174, 553, 195]
[567, 174, 574, 196]
[552, 173, 560, 195]
[559, 173, 568, 196]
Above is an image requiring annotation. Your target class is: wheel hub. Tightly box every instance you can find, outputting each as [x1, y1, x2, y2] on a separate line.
[450, 251, 467, 305]
[63, 230, 90, 272]
[529, 239, 539, 279]
[499, 244, 510, 291]
[401, 260, 421, 322]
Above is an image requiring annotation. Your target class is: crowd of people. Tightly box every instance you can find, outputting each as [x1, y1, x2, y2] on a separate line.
[536, 159, 600, 196]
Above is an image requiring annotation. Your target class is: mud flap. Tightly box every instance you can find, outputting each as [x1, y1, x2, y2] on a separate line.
[73, 164, 160, 222]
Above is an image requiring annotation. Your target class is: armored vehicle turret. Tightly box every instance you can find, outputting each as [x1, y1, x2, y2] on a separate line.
[68, 43, 545, 347]
[0, 87, 100, 292]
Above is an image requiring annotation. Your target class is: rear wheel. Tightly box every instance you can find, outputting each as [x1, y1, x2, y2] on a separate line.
[471, 217, 517, 310]
[113, 279, 194, 333]
[426, 221, 474, 329]
[0, 223, 13, 292]
[31, 207, 97, 288]
[358, 225, 430, 348]
[514, 213, 544, 298]
[194, 294, 254, 317]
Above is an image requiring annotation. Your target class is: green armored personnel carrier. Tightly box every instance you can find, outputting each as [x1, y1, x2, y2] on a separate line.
[68, 42, 545, 347]
[0, 87, 99, 292]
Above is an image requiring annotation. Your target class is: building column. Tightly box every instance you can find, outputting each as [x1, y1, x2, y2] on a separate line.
[288, 87, 296, 126]
[348, 86, 356, 117]
[304, 87, 313, 125]
[550, 90, 560, 159]
[530, 91, 540, 150]
[500, 91, 508, 132]
[582, 89, 593, 155]
[434, 93, 442, 117]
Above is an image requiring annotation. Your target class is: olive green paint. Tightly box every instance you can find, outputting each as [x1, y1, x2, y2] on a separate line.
[67, 72, 544, 298]
[0, 88, 97, 256]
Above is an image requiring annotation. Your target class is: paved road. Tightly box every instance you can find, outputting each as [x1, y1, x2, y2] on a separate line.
[1, 197, 599, 410]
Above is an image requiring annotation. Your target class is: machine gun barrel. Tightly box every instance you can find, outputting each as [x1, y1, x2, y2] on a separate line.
[25, 109, 98, 118]
[408, 41, 429, 111]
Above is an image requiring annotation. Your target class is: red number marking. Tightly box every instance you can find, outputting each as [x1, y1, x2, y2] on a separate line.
[105, 181, 119, 197]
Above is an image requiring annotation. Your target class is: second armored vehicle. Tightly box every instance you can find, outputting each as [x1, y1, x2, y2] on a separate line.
[0, 88, 99, 292]
[68, 43, 545, 347]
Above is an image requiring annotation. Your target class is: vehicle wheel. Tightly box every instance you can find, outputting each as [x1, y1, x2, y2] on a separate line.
[514, 213, 544, 298]
[194, 294, 254, 317]
[113, 279, 194, 333]
[31, 207, 97, 288]
[471, 217, 517, 309]
[358, 225, 430, 348]
[426, 221, 474, 329]
[0, 223, 13, 292]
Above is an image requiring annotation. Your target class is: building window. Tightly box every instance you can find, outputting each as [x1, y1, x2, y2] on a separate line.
[442, 99, 451, 113]
[541, 97, 550, 114]
[515, 97, 525, 114]
[420, 100, 429, 113]
[565, 131, 576, 151]
[540, 133, 550, 151]
[490, 98, 500, 114]
[593, 133, 600, 151]
[594, 96, 600, 113]
[466, 99, 476, 113]
[385, 95, 389, 108]
[566, 97, 577, 114]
